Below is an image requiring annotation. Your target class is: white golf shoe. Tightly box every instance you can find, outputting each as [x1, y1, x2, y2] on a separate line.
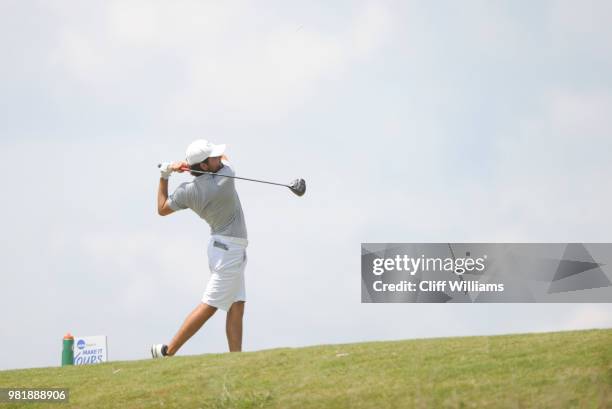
[151, 344, 168, 358]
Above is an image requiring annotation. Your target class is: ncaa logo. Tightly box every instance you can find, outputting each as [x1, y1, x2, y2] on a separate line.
[77, 339, 86, 350]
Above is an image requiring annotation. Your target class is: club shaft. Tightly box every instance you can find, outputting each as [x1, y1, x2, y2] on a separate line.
[184, 169, 290, 188]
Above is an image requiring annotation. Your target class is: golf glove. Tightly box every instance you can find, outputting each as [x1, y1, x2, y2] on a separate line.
[159, 162, 173, 179]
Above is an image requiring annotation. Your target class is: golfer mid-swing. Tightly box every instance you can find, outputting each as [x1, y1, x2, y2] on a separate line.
[151, 139, 248, 357]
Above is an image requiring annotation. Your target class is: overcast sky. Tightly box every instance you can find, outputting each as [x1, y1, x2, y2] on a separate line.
[1, 0, 612, 371]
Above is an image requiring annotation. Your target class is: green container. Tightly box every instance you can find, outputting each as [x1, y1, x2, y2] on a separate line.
[62, 333, 74, 366]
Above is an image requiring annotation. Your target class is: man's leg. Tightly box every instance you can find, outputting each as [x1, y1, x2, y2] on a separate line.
[226, 301, 245, 352]
[166, 302, 218, 356]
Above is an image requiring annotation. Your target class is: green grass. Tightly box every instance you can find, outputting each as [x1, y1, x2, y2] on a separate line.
[1, 329, 611, 408]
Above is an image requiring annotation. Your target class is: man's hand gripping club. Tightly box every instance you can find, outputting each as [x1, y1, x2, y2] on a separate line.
[159, 161, 189, 180]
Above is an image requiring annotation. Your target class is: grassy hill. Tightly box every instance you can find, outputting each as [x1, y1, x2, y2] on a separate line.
[1, 329, 610, 408]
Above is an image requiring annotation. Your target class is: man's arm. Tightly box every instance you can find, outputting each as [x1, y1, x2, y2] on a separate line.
[158, 178, 174, 216]
[157, 161, 188, 216]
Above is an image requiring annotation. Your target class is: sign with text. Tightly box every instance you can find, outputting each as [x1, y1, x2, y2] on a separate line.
[73, 335, 107, 365]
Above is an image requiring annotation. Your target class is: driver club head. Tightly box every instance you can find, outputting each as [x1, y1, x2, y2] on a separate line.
[289, 178, 306, 197]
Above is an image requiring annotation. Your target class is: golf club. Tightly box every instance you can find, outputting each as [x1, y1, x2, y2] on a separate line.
[157, 164, 306, 197]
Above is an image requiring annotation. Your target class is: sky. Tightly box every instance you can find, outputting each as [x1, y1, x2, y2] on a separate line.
[1, 0, 611, 371]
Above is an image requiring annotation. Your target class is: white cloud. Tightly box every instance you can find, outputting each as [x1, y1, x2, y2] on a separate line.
[546, 89, 612, 139]
[488, 88, 612, 240]
[52, 28, 107, 84]
[349, 2, 393, 57]
[46, 1, 395, 121]
[108, 1, 160, 46]
[562, 304, 612, 330]
[549, 0, 612, 40]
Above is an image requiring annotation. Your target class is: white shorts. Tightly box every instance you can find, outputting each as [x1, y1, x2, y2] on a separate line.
[201, 235, 248, 311]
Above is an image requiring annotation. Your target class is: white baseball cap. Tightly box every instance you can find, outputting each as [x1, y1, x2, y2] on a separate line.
[185, 139, 226, 165]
